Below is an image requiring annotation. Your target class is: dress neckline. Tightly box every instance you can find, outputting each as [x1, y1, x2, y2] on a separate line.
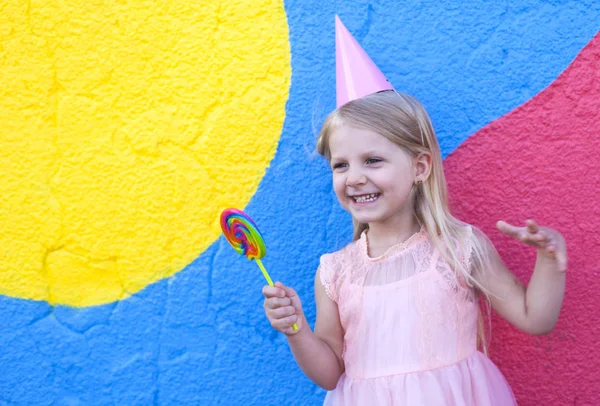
[360, 227, 427, 262]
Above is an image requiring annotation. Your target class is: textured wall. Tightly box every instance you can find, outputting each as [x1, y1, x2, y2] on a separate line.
[0, 0, 598, 405]
[445, 34, 600, 405]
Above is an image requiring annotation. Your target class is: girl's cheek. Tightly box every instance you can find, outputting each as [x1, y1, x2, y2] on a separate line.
[332, 179, 346, 201]
[332, 173, 343, 186]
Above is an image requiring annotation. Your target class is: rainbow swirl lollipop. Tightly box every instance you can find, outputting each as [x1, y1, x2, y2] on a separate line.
[220, 208, 297, 331]
[220, 208, 267, 261]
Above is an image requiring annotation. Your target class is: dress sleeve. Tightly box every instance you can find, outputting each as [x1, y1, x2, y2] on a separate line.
[318, 253, 339, 303]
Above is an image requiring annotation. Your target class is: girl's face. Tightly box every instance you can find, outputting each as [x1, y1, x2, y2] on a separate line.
[328, 125, 417, 229]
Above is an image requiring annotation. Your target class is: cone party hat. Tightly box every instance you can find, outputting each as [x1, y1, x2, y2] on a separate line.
[336, 15, 394, 107]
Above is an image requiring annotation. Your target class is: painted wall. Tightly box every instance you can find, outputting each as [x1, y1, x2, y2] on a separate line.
[0, 1, 598, 405]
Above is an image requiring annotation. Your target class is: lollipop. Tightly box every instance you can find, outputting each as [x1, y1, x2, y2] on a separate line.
[220, 208, 268, 263]
[220, 208, 298, 331]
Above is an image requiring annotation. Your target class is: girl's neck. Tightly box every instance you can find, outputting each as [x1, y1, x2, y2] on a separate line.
[366, 215, 421, 254]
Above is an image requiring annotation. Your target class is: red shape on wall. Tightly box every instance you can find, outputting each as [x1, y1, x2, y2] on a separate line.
[444, 33, 600, 406]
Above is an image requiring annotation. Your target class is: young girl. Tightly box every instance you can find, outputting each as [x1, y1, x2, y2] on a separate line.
[262, 90, 567, 405]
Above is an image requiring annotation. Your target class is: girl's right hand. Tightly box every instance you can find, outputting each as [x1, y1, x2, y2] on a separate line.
[262, 281, 304, 335]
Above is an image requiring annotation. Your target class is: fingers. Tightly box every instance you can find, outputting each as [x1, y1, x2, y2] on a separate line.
[263, 296, 292, 309]
[497, 219, 547, 247]
[268, 305, 297, 320]
[262, 284, 286, 299]
[270, 314, 300, 333]
[525, 219, 539, 234]
[266, 306, 299, 333]
[262, 283, 291, 310]
[498, 220, 568, 272]
[280, 284, 298, 300]
[496, 220, 522, 239]
[528, 228, 550, 246]
[262, 282, 303, 334]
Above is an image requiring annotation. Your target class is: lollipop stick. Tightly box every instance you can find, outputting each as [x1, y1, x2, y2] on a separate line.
[255, 259, 298, 331]
[255, 259, 274, 286]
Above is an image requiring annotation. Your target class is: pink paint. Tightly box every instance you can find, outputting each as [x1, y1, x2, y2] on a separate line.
[444, 33, 600, 405]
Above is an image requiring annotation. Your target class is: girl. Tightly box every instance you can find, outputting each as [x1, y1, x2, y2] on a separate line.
[262, 90, 567, 405]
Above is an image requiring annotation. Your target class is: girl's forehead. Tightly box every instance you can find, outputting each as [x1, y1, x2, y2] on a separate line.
[329, 125, 396, 152]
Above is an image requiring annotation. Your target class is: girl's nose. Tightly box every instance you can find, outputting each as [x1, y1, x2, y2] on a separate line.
[346, 169, 366, 187]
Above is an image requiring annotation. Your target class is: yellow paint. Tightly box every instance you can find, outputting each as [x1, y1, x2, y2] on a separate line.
[0, 1, 290, 306]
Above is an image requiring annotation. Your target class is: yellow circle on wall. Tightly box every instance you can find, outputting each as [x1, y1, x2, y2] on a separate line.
[0, 1, 290, 306]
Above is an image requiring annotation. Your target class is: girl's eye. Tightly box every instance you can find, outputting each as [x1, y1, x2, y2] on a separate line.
[366, 157, 382, 164]
[332, 162, 347, 170]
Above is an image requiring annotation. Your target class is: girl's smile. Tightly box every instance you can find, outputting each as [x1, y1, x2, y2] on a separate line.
[349, 193, 380, 204]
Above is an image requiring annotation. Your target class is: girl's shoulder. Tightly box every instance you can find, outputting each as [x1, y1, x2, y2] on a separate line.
[451, 223, 496, 260]
[442, 223, 476, 252]
[319, 238, 361, 271]
[318, 239, 362, 302]
[440, 223, 499, 288]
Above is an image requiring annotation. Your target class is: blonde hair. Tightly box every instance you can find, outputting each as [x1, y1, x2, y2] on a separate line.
[317, 90, 492, 352]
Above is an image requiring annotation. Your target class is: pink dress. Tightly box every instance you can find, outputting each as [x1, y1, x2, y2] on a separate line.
[319, 228, 517, 405]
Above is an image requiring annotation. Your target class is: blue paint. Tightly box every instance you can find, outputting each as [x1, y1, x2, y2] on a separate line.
[0, 1, 597, 404]
[299, 1, 599, 158]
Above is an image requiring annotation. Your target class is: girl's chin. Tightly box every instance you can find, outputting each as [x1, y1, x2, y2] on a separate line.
[350, 211, 381, 224]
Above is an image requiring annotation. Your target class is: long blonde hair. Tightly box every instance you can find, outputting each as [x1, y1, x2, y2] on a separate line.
[317, 90, 492, 352]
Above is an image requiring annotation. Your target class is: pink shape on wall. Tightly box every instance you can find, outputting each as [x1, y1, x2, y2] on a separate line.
[444, 33, 600, 406]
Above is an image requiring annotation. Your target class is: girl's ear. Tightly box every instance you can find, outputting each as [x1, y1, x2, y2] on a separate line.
[414, 152, 432, 183]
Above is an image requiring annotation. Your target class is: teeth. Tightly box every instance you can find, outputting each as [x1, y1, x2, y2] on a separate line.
[353, 193, 379, 203]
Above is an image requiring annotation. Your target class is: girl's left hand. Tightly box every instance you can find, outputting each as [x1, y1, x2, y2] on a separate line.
[496, 219, 568, 272]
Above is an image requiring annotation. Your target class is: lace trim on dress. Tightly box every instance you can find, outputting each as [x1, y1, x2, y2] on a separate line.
[319, 264, 337, 303]
[360, 227, 427, 262]
[319, 251, 348, 303]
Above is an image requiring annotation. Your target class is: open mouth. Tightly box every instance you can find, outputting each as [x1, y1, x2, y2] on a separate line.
[351, 193, 380, 203]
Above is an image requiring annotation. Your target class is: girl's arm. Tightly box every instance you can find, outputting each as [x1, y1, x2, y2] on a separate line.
[262, 270, 345, 390]
[472, 220, 567, 335]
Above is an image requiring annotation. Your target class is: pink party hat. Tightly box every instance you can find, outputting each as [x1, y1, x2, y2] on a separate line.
[336, 15, 394, 107]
